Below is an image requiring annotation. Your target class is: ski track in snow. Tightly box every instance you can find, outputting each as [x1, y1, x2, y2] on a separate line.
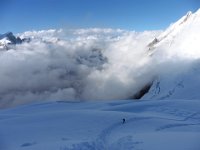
[63, 117, 150, 150]
[96, 117, 149, 150]
[64, 111, 200, 150]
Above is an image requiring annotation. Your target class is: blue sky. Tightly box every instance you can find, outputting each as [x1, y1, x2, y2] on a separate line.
[0, 0, 200, 33]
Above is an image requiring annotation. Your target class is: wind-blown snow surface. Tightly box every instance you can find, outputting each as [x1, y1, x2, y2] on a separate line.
[0, 99, 200, 150]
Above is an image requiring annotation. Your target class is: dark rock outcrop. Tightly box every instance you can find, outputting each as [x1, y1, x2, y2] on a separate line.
[132, 82, 153, 99]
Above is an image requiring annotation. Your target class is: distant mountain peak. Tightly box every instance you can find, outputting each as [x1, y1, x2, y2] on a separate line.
[179, 11, 192, 25]
[0, 32, 13, 39]
[0, 32, 30, 49]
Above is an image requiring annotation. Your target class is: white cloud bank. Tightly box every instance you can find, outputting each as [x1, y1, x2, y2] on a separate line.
[0, 28, 160, 108]
[0, 9, 200, 108]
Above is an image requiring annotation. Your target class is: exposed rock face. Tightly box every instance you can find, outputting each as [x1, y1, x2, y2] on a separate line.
[132, 82, 153, 99]
[0, 32, 22, 44]
[0, 32, 31, 50]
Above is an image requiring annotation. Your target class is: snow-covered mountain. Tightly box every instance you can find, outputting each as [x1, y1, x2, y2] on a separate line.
[148, 9, 200, 58]
[148, 11, 193, 52]
[0, 32, 30, 50]
[143, 8, 200, 100]
[0, 32, 21, 47]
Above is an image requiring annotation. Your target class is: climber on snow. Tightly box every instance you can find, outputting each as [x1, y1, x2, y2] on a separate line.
[122, 118, 126, 124]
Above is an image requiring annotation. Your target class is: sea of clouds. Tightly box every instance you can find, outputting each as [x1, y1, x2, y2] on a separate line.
[0, 28, 162, 108]
[1, 12, 200, 108]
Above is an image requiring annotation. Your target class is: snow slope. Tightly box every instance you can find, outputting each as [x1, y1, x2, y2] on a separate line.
[143, 8, 200, 100]
[0, 99, 200, 150]
[148, 8, 200, 58]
